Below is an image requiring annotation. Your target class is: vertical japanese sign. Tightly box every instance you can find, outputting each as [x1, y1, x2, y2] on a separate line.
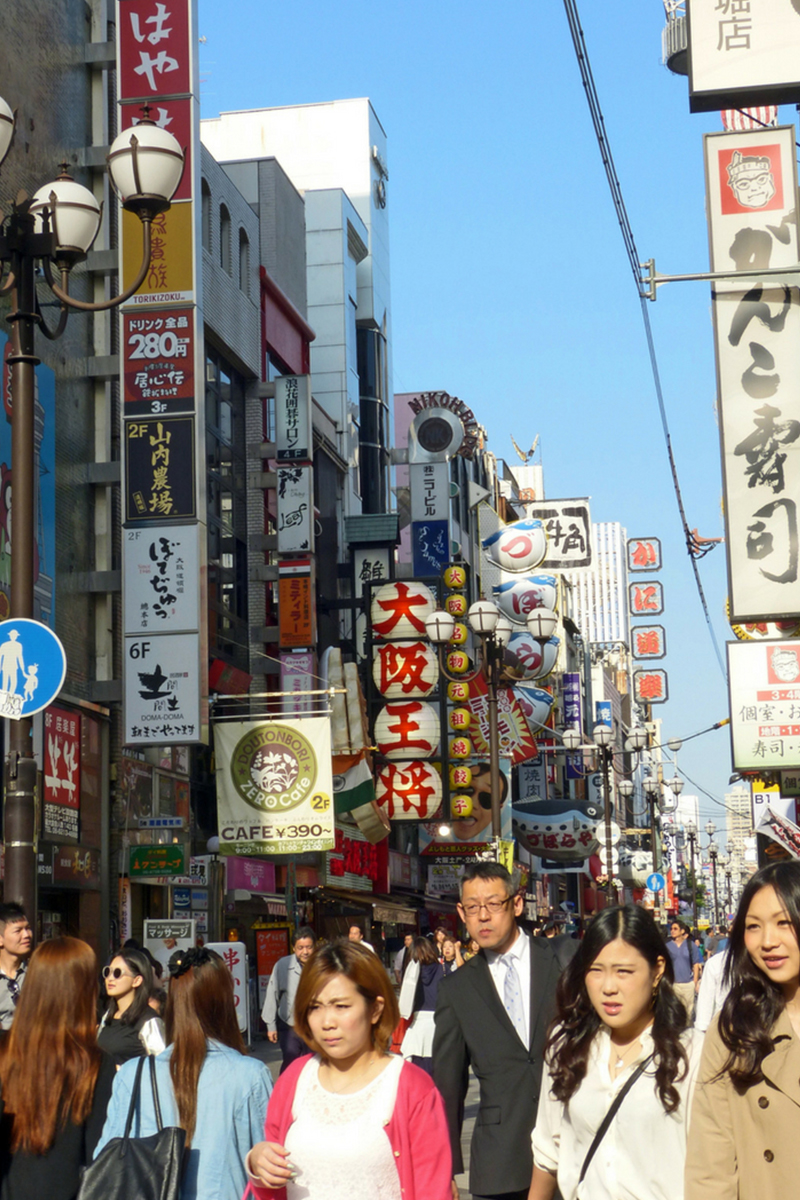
[206, 941, 248, 1035]
[43, 706, 81, 840]
[562, 671, 582, 780]
[275, 376, 312, 461]
[705, 127, 800, 621]
[729, 639, 800, 769]
[118, 0, 207, 746]
[410, 461, 451, 577]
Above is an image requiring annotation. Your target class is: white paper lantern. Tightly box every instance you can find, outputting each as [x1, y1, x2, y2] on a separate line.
[376, 761, 442, 819]
[374, 701, 440, 759]
[370, 581, 436, 640]
[372, 640, 438, 699]
[482, 519, 547, 573]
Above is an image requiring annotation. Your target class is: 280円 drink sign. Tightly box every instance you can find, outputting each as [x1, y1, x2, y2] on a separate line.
[215, 717, 334, 855]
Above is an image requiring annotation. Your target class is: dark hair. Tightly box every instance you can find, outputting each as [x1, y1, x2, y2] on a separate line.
[0, 938, 102, 1153]
[0, 902, 27, 932]
[718, 860, 800, 1086]
[545, 905, 688, 1114]
[412, 937, 439, 965]
[293, 925, 316, 945]
[165, 949, 244, 1145]
[459, 860, 517, 900]
[670, 918, 689, 935]
[104, 949, 155, 1027]
[294, 940, 399, 1054]
[470, 760, 509, 809]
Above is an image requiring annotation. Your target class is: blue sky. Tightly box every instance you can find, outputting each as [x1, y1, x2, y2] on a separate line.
[197, 1, 773, 829]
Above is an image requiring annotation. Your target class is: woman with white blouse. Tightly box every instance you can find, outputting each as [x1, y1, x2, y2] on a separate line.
[529, 905, 702, 1200]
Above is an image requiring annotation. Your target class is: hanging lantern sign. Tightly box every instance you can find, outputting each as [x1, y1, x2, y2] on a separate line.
[446, 593, 468, 618]
[374, 701, 440, 759]
[449, 735, 473, 759]
[492, 574, 558, 625]
[449, 707, 471, 732]
[375, 761, 442, 819]
[370, 581, 436, 641]
[443, 564, 467, 590]
[450, 792, 473, 818]
[506, 632, 560, 680]
[482, 518, 547, 573]
[448, 680, 470, 703]
[446, 649, 470, 674]
[512, 796, 601, 862]
[372, 640, 438, 699]
[449, 622, 468, 645]
[449, 763, 473, 789]
[513, 684, 555, 737]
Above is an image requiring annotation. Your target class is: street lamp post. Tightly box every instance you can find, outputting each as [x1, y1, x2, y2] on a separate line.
[592, 722, 615, 896]
[708, 842, 720, 929]
[685, 820, 698, 931]
[0, 101, 184, 922]
[426, 601, 557, 843]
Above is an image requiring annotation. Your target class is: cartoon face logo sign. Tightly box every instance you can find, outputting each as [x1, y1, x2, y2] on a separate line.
[720, 145, 784, 215]
[727, 151, 776, 209]
[767, 644, 800, 684]
[482, 519, 547, 573]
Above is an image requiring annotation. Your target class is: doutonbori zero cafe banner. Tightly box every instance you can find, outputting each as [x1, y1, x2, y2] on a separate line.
[705, 127, 800, 622]
[215, 718, 334, 855]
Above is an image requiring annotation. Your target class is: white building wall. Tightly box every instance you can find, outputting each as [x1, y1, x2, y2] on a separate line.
[566, 521, 629, 645]
[726, 787, 752, 860]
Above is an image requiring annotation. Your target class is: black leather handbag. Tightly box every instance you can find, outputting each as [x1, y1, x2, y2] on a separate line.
[78, 1055, 186, 1200]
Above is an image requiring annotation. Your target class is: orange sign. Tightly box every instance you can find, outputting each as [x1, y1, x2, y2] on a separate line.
[278, 561, 316, 648]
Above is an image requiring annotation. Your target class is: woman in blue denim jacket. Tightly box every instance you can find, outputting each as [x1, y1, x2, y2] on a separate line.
[95, 948, 272, 1200]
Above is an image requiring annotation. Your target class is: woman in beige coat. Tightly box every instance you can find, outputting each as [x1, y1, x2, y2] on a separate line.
[685, 860, 800, 1199]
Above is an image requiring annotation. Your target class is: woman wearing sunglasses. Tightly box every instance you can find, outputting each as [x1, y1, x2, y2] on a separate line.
[97, 948, 165, 1065]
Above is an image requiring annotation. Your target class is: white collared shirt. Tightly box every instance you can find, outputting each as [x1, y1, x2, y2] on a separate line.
[532, 1024, 703, 1200]
[484, 928, 531, 1046]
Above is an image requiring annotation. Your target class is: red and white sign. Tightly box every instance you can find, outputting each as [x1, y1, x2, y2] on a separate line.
[118, 0, 192, 101]
[372, 640, 438, 699]
[123, 309, 195, 416]
[631, 625, 667, 660]
[374, 701, 440, 760]
[375, 761, 442, 820]
[44, 706, 81, 810]
[633, 669, 669, 705]
[627, 537, 662, 573]
[370, 581, 436, 641]
[206, 941, 247, 1034]
[629, 581, 664, 617]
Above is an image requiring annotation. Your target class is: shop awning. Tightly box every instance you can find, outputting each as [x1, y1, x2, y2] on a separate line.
[372, 901, 418, 925]
[228, 889, 287, 915]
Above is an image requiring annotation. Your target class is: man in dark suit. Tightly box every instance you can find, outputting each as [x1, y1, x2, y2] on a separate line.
[433, 862, 576, 1200]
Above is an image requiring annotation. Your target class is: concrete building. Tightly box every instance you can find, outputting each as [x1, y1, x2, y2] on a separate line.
[725, 785, 752, 861]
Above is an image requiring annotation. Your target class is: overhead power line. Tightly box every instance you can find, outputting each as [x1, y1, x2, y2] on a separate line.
[561, 0, 727, 681]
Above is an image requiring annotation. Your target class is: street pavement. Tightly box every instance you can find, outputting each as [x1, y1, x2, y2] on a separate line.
[250, 1036, 478, 1198]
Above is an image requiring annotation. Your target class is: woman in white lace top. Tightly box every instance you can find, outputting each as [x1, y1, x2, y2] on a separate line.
[245, 940, 451, 1200]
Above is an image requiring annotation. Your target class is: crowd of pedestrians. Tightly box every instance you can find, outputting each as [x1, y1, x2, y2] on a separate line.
[0, 859, 796, 1199]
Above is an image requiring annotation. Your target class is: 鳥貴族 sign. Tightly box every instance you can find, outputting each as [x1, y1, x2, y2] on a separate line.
[215, 717, 334, 855]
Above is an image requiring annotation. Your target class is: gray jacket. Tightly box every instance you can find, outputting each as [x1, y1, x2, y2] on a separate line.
[260, 953, 303, 1030]
[0, 958, 27, 1030]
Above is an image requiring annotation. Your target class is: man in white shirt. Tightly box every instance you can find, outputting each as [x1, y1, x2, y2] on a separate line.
[433, 862, 576, 1200]
[347, 923, 375, 952]
[694, 946, 732, 1033]
[261, 926, 315, 1072]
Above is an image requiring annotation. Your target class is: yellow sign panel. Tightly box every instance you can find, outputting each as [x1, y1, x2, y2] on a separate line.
[122, 201, 194, 305]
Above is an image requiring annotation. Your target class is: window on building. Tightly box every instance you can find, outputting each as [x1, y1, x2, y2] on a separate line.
[238, 228, 250, 296]
[219, 204, 231, 274]
[201, 179, 211, 254]
[206, 347, 248, 670]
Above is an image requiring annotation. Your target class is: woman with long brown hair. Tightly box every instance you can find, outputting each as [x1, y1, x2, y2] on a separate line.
[96, 947, 271, 1200]
[0, 936, 116, 1200]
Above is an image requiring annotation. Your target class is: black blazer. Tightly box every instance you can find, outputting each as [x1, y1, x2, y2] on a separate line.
[432, 932, 576, 1196]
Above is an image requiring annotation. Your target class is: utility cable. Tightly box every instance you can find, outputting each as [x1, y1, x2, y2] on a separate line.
[562, 0, 728, 681]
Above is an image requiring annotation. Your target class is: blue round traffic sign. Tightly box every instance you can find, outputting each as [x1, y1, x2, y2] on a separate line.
[646, 872, 666, 893]
[0, 618, 66, 719]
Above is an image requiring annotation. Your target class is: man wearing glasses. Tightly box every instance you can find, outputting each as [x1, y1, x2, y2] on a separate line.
[0, 902, 32, 1030]
[433, 862, 576, 1200]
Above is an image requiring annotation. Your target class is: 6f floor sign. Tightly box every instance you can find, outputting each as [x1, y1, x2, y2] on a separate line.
[124, 632, 201, 746]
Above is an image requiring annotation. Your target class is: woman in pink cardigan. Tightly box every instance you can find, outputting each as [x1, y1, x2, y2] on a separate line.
[243, 940, 451, 1200]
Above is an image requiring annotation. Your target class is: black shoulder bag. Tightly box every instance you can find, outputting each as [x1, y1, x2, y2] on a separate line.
[78, 1055, 186, 1200]
[578, 1053, 654, 1187]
